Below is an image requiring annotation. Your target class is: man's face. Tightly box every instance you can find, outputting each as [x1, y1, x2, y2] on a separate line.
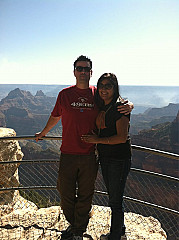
[74, 61, 92, 83]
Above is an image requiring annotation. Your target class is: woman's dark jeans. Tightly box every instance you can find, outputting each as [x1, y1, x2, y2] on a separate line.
[100, 156, 131, 240]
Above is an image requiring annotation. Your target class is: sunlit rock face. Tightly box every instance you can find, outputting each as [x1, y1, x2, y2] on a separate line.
[0, 128, 23, 205]
[0, 127, 37, 217]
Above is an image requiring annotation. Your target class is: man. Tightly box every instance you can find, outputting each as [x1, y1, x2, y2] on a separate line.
[35, 55, 133, 240]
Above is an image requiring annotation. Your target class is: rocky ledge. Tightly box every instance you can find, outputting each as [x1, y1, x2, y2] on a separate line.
[0, 204, 167, 240]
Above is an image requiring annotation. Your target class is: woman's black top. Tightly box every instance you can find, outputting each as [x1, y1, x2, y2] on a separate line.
[97, 102, 131, 159]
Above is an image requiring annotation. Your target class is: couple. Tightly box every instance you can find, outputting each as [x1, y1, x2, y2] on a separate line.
[35, 55, 132, 240]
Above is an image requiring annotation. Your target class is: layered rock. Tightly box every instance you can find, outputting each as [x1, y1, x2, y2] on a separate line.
[131, 112, 179, 176]
[0, 88, 56, 135]
[130, 103, 179, 135]
[0, 88, 56, 114]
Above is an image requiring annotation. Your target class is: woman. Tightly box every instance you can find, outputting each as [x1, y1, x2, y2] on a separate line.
[81, 73, 131, 240]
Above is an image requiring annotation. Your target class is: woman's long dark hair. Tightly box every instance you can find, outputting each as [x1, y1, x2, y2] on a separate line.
[95, 73, 122, 109]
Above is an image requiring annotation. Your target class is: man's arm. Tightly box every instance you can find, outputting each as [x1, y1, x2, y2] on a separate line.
[117, 100, 134, 115]
[35, 115, 61, 142]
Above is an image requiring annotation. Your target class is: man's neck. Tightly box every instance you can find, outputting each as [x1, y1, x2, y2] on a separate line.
[76, 82, 89, 89]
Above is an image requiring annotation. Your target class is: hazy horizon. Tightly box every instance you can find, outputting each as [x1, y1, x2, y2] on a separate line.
[1, 84, 178, 113]
[1, 83, 179, 87]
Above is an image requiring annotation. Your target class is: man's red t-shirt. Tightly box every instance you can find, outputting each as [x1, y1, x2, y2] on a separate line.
[51, 85, 98, 155]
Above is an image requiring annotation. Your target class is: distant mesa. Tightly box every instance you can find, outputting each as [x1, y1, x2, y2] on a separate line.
[0, 88, 57, 135]
[35, 90, 45, 97]
[7, 88, 24, 99]
[143, 103, 179, 117]
[7, 88, 33, 99]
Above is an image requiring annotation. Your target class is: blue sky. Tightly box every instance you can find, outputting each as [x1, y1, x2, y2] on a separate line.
[0, 0, 179, 86]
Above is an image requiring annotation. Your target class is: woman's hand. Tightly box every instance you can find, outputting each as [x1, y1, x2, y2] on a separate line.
[81, 133, 99, 144]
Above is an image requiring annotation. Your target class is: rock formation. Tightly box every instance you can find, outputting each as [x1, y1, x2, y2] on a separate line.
[0, 88, 56, 135]
[130, 103, 179, 134]
[0, 128, 37, 218]
[0, 127, 23, 205]
[131, 112, 179, 178]
[0, 88, 56, 114]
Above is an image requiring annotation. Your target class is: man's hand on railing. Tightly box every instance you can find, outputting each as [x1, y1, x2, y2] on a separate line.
[35, 132, 46, 142]
[35, 115, 61, 142]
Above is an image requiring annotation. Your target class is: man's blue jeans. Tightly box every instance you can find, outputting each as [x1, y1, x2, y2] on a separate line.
[100, 156, 131, 240]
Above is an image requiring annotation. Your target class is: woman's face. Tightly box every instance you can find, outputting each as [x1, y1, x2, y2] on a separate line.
[98, 79, 114, 105]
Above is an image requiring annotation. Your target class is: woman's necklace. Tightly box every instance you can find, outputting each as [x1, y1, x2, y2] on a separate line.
[98, 104, 113, 132]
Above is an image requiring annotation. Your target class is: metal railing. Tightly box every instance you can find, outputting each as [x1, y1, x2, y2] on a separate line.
[0, 136, 179, 240]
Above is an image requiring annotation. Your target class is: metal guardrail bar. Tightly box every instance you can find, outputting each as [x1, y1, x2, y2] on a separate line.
[0, 186, 57, 192]
[0, 159, 60, 164]
[94, 190, 179, 216]
[0, 136, 62, 140]
[123, 196, 179, 216]
[0, 186, 178, 216]
[132, 144, 179, 160]
[0, 159, 178, 182]
[0, 135, 178, 160]
[130, 167, 179, 182]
